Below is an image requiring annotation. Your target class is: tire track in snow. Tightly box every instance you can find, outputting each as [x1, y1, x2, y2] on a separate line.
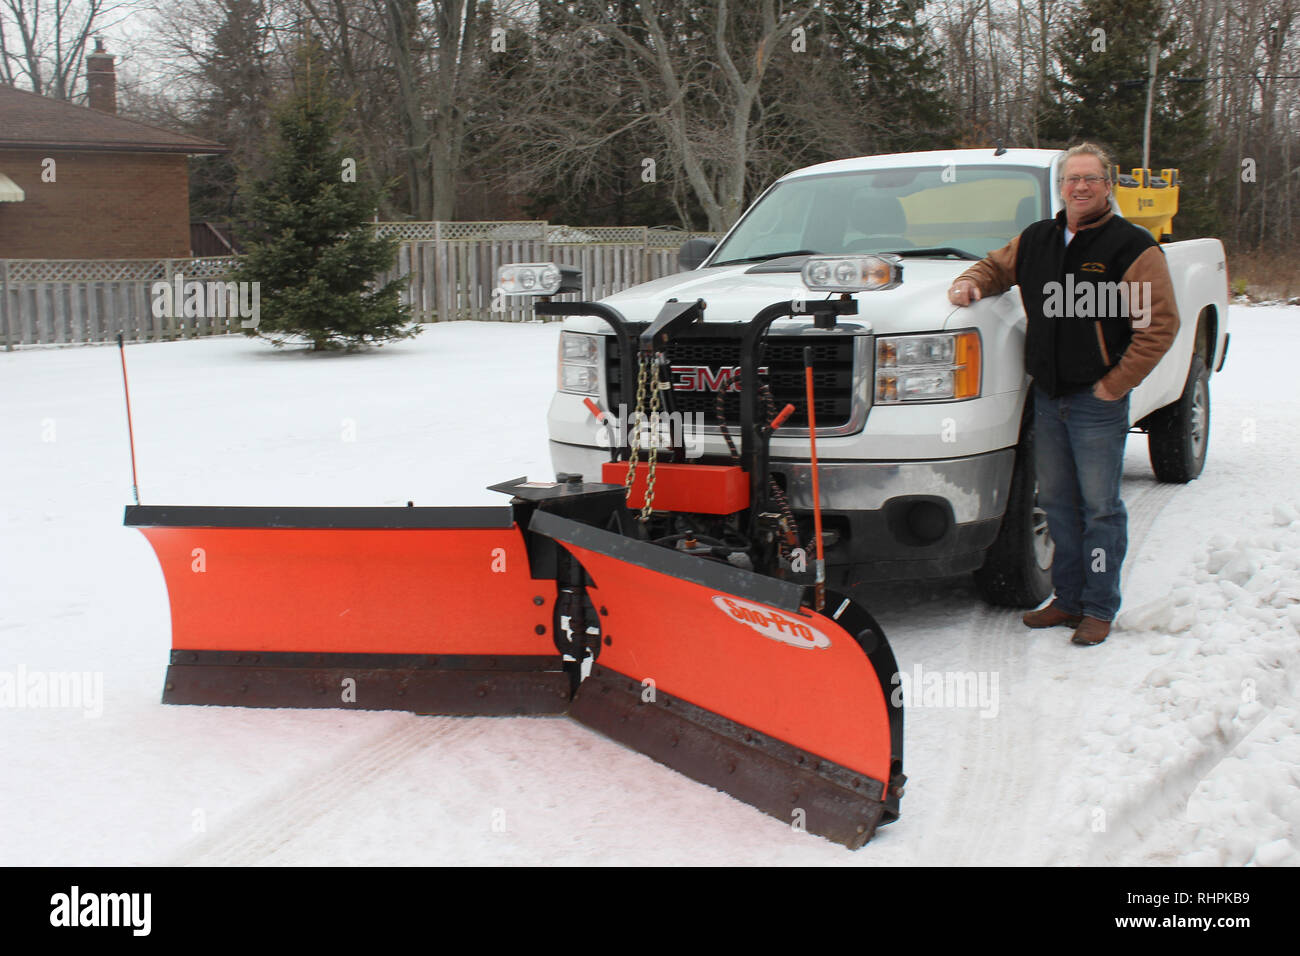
[1015, 478, 1183, 861]
[1012, 478, 1183, 861]
[1121, 480, 1182, 578]
[902, 570, 1022, 865]
[940, 476, 1183, 864]
[166, 715, 483, 866]
[940, 602, 1023, 865]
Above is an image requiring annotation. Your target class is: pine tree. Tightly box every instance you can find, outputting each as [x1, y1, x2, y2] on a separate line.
[822, 0, 953, 153]
[1041, 0, 1220, 238]
[187, 0, 274, 225]
[237, 40, 415, 350]
[750, 0, 953, 190]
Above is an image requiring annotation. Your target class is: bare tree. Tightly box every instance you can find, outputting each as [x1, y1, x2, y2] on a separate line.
[287, 0, 498, 220]
[0, 0, 138, 97]
[545, 0, 814, 231]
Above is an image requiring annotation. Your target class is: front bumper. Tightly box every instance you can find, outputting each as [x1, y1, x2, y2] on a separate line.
[771, 452, 1013, 523]
[548, 441, 1016, 578]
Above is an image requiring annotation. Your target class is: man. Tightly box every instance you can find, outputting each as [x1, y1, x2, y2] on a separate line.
[949, 143, 1179, 646]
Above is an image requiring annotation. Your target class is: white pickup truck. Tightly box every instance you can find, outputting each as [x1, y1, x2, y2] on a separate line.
[544, 148, 1230, 606]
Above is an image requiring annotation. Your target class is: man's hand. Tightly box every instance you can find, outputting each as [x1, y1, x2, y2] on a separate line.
[948, 279, 982, 307]
[1092, 380, 1124, 402]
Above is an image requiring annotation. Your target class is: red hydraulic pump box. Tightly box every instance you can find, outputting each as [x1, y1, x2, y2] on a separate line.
[601, 461, 750, 515]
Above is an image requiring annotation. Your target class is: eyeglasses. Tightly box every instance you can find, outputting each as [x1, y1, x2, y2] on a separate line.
[1058, 175, 1109, 188]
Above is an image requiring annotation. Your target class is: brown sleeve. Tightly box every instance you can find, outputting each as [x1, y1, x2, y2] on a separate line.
[952, 234, 1019, 298]
[1099, 245, 1180, 396]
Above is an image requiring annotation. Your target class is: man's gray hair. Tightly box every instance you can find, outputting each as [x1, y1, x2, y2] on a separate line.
[1063, 142, 1113, 179]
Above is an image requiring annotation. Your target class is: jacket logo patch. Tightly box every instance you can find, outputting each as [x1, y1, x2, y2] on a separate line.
[1080, 261, 1106, 273]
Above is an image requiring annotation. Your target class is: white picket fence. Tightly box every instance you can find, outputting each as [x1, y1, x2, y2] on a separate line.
[0, 222, 719, 348]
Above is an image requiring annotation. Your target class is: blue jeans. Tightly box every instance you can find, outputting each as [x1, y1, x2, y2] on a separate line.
[1033, 385, 1129, 622]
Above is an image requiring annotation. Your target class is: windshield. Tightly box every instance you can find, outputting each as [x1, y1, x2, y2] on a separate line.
[710, 165, 1051, 264]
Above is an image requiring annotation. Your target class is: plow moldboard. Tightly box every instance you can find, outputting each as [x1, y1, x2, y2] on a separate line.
[128, 506, 568, 715]
[531, 511, 903, 848]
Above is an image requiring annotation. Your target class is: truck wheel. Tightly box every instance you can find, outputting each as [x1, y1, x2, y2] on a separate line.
[973, 419, 1054, 608]
[1147, 353, 1210, 483]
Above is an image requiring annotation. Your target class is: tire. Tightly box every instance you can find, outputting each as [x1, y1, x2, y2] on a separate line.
[1146, 353, 1210, 483]
[973, 404, 1054, 608]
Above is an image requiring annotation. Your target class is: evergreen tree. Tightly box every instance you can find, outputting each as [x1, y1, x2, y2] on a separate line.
[752, 0, 953, 191]
[1042, 0, 1220, 238]
[187, 0, 274, 226]
[819, 0, 953, 153]
[237, 40, 415, 350]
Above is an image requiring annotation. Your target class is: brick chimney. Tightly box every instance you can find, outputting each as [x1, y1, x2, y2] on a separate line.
[86, 37, 116, 114]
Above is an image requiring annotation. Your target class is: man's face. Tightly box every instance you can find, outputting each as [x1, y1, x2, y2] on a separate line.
[1059, 155, 1111, 223]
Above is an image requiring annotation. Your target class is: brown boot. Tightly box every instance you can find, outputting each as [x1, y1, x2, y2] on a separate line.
[1022, 603, 1083, 629]
[1071, 616, 1111, 646]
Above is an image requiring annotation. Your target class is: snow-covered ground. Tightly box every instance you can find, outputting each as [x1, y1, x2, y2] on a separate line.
[1, 308, 1296, 866]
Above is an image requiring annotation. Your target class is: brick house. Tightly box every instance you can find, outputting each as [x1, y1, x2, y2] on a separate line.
[0, 42, 227, 259]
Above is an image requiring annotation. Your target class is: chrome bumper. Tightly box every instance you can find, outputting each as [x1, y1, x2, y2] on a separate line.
[549, 442, 1015, 525]
[773, 450, 1015, 524]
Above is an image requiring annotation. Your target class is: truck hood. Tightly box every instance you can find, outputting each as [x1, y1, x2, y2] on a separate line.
[565, 258, 978, 334]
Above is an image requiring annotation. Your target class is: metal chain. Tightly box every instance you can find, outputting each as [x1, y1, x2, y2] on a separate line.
[640, 356, 664, 522]
[623, 354, 662, 523]
[624, 355, 649, 494]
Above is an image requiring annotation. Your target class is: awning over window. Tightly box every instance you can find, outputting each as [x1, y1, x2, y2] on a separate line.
[0, 171, 25, 202]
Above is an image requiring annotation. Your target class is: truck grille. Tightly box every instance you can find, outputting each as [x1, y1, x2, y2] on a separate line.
[604, 335, 858, 430]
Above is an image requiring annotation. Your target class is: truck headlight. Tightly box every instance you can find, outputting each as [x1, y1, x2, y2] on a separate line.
[875, 331, 981, 402]
[497, 262, 582, 296]
[558, 332, 601, 395]
[562, 333, 599, 363]
[802, 255, 902, 292]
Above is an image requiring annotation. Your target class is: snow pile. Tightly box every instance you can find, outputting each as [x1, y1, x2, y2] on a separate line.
[1179, 704, 1300, 866]
[1072, 501, 1300, 865]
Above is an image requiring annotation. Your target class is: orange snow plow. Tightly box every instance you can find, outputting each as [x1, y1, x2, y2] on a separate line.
[126, 285, 906, 848]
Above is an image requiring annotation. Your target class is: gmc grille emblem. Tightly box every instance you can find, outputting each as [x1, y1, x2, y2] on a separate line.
[670, 365, 769, 393]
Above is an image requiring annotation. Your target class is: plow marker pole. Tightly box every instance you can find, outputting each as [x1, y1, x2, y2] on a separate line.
[117, 332, 141, 505]
[804, 346, 825, 612]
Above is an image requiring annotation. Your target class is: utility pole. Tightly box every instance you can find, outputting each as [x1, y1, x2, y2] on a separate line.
[1142, 43, 1159, 182]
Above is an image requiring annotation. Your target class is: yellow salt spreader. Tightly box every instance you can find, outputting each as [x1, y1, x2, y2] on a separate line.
[1112, 165, 1179, 241]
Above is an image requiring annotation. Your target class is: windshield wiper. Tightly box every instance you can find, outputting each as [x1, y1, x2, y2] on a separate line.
[710, 249, 820, 267]
[883, 247, 981, 260]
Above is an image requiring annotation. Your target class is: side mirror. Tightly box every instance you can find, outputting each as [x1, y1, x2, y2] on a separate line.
[677, 238, 717, 271]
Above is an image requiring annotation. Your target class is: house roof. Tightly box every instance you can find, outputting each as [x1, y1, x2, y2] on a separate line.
[0, 84, 228, 154]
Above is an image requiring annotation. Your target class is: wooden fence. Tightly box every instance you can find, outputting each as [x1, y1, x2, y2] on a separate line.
[0, 257, 243, 348]
[1, 222, 719, 349]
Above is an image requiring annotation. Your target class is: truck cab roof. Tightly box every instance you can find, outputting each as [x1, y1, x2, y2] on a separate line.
[781, 149, 1063, 182]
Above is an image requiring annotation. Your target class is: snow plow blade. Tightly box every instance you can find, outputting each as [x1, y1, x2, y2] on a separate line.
[125, 504, 571, 715]
[530, 511, 905, 849]
[127, 481, 904, 849]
